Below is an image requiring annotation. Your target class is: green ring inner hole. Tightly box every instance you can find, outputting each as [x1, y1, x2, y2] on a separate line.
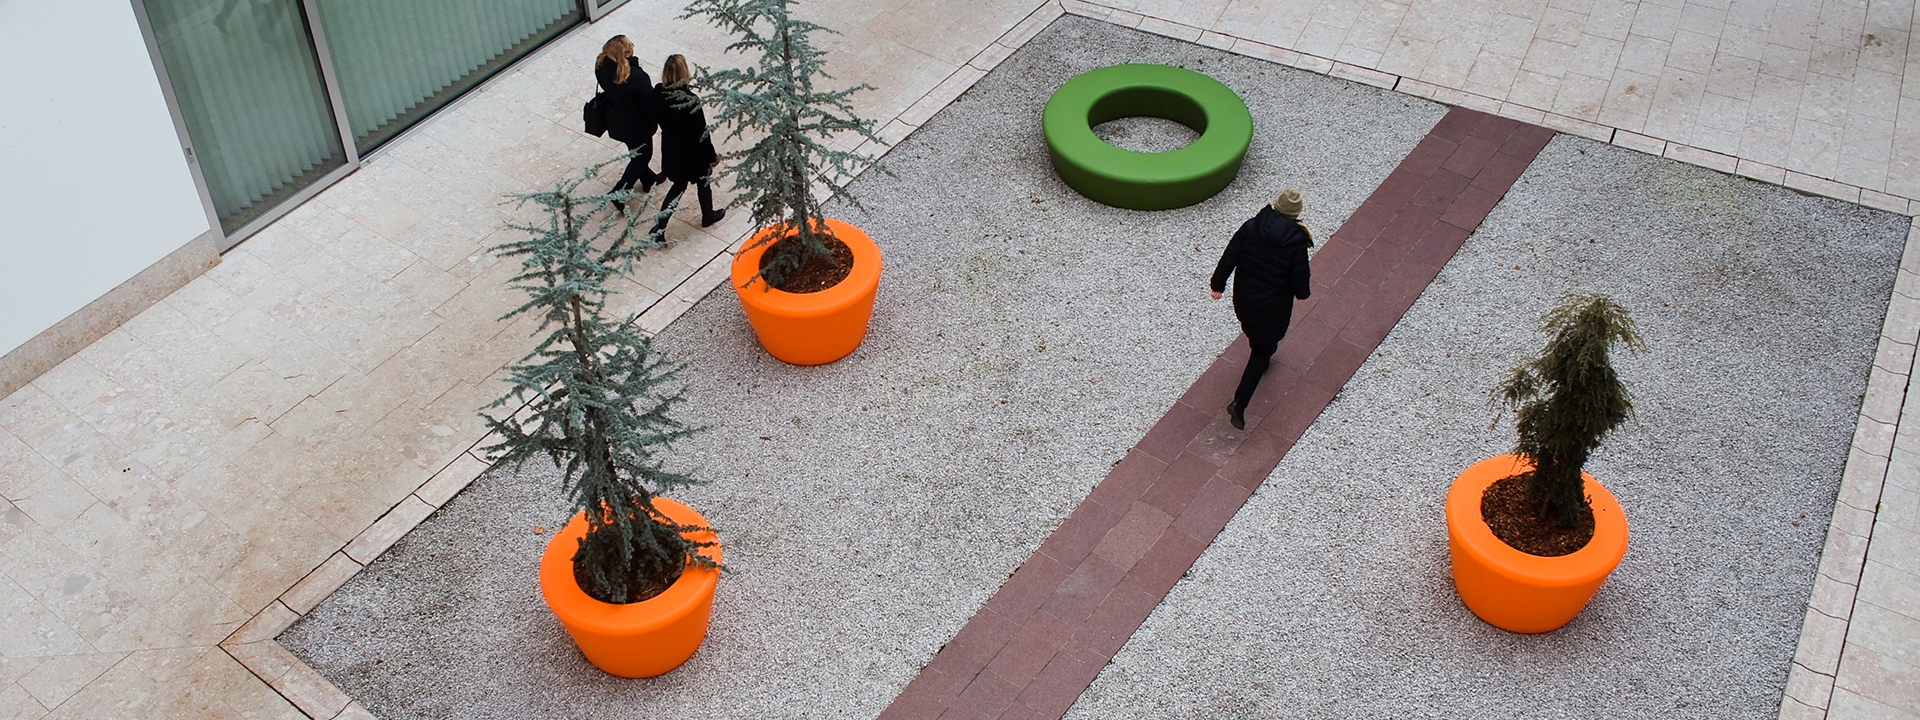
[1086, 86, 1209, 142]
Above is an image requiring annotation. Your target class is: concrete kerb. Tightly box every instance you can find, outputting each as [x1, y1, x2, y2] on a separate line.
[209, 2, 1920, 718]
[1775, 223, 1920, 720]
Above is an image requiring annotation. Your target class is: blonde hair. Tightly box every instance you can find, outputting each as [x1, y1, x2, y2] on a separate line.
[598, 35, 633, 85]
[661, 54, 691, 86]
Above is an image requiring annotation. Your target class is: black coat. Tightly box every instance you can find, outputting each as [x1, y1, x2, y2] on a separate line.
[654, 84, 719, 183]
[595, 57, 657, 146]
[1212, 206, 1313, 340]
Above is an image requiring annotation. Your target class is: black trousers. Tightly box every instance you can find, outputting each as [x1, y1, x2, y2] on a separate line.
[651, 179, 715, 231]
[1233, 333, 1283, 407]
[614, 140, 658, 193]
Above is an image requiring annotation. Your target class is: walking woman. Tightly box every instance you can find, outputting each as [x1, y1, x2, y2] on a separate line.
[650, 54, 726, 235]
[1210, 187, 1313, 430]
[595, 35, 659, 210]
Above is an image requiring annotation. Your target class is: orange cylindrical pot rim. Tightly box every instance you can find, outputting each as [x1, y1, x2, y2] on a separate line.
[729, 219, 882, 319]
[1446, 455, 1627, 587]
[538, 498, 721, 671]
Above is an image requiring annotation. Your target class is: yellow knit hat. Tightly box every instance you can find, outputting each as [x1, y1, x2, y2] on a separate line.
[1272, 187, 1304, 217]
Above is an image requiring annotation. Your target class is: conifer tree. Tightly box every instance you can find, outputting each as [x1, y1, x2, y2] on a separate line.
[481, 156, 712, 604]
[1493, 294, 1644, 529]
[681, 0, 886, 289]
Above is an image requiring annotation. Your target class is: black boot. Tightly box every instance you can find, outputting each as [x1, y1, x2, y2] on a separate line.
[1226, 400, 1246, 430]
[701, 208, 726, 228]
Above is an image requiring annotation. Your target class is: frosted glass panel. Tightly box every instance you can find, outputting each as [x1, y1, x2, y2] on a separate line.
[147, 0, 346, 233]
[316, 0, 582, 154]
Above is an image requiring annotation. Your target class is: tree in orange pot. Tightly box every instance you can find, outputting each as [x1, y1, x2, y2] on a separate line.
[481, 159, 720, 677]
[1448, 294, 1644, 633]
[684, 0, 889, 364]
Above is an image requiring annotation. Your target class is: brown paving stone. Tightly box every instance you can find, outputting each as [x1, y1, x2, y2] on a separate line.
[1303, 338, 1374, 393]
[1173, 345, 1246, 412]
[1235, 365, 1301, 428]
[878, 667, 970, 720]
[1470, 152, 1534, 191]
[1138, 452, 1220, 518]
[984, 610, 1074, 687]
[1301, 277, 1370, 332]
[1218, 429, 1291, 489]
[1343, 295, 1406, 348]
[1377, 261, 1441, 309]
[1033, 497, 1123, 567]
[925, 607, 1021, 682]
[1080, 450, 1165, 516]
[1183, 412, 1248, 465]
[1013, 648, 1106, 717]
[1000, 701, 1052, 720]
[1409, 169, 1473, 213]
[1366, 169, 1426, 210]
[1067, 581, 1161, 661]
[1428, 108, 1481, 141]
[940, 670, 1019, 720]
[1501, 124, 1557, 157]
[1345, 243, 1412, 289]
[1259, 386, 1334, 443]
[1330, 200, 1396, 246]
[1132, 401, 1211, 463]
[1395, 137, 1457, 178]
[986, 552, 1073, 626]
[1171, 475, 1255, 543]
[1090, 502, 1174, 570]
[1407, 222, 1473, 271]
[1377, 205, 1443, 248]
[1440, 184, 1505, 230]
[1291, 294, 1321, 321]
[1441, 134, 1503, 176]
[1271, 316, 1339, 374]
[1038, 554, 1126, 624]
[1124, 526, 1209, 598]
[1470, 114, 1521, 143]
[1304, 237, 1365, 278]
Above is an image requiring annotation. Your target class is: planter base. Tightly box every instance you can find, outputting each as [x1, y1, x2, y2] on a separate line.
[539, 498, 721, 677]
[730, 219, 881, 366]
[1445, 455, 1627, 634]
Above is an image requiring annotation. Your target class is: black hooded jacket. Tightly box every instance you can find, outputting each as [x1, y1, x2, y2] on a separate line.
[1211, 205, 1313, 339]
[595, 57, 658, 146]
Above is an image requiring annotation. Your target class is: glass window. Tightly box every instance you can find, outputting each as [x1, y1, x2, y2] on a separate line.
[315, 0, 582, 154]
[147, 0, 348, 234]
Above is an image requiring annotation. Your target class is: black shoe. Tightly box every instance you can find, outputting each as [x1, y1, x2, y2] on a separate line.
[1226, 401, 1245, 430]
[701, 208, 726, 228]
[611, 199, 627, 215]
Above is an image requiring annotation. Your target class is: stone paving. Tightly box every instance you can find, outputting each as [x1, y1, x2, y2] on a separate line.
[0, 0, 1915, 718]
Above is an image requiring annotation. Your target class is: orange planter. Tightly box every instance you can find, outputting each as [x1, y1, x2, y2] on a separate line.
[730, 218, 881, 365]
[1445, 455, 1628, 634]
[538, 498, 721, 677]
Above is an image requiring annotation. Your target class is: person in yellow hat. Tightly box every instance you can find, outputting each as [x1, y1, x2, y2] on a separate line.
[1210, 187, 1314, 430]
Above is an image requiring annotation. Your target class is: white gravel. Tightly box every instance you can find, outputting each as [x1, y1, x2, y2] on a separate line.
[1064, 135, 1911, 719]
[277, 15, 1919, 720]
[281, 16, 1440, 720]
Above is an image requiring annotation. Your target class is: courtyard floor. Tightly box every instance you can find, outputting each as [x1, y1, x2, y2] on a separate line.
[3, 1, 1919, 719]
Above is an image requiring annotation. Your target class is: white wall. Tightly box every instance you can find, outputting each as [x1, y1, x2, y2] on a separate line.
[0, 0, 212, 356]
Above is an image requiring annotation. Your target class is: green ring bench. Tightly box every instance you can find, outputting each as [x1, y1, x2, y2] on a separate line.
[1043, 64, 1253, 211]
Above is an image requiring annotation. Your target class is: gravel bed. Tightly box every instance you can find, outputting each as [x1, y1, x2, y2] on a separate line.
[280, 16, 1442, 720]
[1066, 135, 1911, 719]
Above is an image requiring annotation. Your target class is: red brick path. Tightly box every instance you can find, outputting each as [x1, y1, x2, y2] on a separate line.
[877, 108, 1557, 720]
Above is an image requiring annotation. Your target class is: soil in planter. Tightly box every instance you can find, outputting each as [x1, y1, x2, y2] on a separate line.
[572, 531, 688, 604]
[759, 232, 853, 293]
[1481, 473, 1596, 557]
